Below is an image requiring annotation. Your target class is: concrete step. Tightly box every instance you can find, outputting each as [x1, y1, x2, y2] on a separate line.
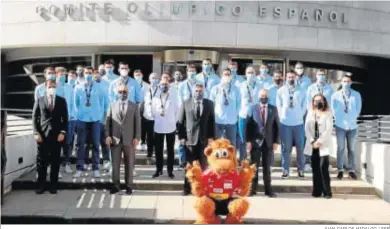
[2, 190, 390, 224]
[63, 151, 338, 167]
[13, 165, 375, 195]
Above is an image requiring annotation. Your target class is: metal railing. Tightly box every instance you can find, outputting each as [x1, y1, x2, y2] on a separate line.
[2, 109, 33, 136]
[357, 115, 390, 143]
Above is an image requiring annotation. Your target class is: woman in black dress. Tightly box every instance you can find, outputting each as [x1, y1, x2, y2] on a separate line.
[304, 94, 333, 199]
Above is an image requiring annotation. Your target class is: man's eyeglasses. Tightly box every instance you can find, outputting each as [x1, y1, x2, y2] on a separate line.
[118, 91, 127, 94]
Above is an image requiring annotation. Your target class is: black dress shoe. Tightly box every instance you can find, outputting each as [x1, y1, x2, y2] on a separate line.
[312, 193, 322, 198]
[126, 188, 133, 195]
[49, 188, 58, 194]
[349, 171, 358, 180]
[110, 187, 120, 194]
[168, 173, 175, 179]
[337, 171, 344, 180]
[265, 192, 277, 198]
[152, 171, 162, 178]
[324, 194, 332, 199]
[249, 191, 257, 196]
[182, 190, 191, 196]
[35, 187, 46, 195]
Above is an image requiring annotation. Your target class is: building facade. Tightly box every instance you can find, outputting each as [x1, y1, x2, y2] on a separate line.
[1, 1, 390, 113]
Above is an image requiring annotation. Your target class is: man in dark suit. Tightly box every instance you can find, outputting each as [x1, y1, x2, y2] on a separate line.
[33, 79, 68, 194]
[178, 83, 215, 196]
[246, 89, 279, 197]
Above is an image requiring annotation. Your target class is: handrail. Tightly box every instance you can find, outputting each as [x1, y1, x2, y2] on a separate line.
[1, 108, 33, 112]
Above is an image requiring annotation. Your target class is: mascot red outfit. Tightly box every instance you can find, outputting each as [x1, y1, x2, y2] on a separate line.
[186, 139, 256, 224]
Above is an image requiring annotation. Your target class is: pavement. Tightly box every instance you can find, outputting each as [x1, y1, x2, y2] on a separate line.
[2, 190, 390, 224]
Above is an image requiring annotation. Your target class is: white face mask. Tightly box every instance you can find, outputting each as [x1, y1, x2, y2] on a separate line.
[120, 70, 129, 77]
[48, 87, 56, 96]
[222, 76, 231, 84]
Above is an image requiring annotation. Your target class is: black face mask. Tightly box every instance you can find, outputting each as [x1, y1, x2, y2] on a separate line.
[314, 101, 324, 110]
[161, 85, 169, 93]
[260, 97, 268, 104]
[288, 79, 295, 85]
[274, 79, 283, 85]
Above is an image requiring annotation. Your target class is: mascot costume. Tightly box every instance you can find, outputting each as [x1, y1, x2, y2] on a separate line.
[185, 139, 256, 224]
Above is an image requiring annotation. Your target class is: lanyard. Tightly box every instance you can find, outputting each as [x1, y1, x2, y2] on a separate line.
[204, 74, 209, 89]
[160, 92, 170, 112]
[342, 90, 350, 113]
[246, 81, 256, 102]
[317, 85, 323, 95]
[187, 82, 193, 98]
[222, 84, 231, 106]
[149, 87, 158, 102]
[85, 83, 93, 106]
[288, 87, 295, 108]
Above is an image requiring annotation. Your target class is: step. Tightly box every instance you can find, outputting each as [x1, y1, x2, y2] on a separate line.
[12, 165, 375, 195]
[63, 151, 338, 167]
[2, 190, 390, 224]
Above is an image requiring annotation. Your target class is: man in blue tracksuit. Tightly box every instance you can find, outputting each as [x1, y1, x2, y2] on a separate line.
[102, 60, 119, 84]
[331, 74, 362, 180]
[73, 66, 105, 178]
[210, 68, 241, 147]
[196, 58, 220, 99]
[257, 63, 273, 90]
[276, 70, 307, 179]
[229, 61, 245, 88]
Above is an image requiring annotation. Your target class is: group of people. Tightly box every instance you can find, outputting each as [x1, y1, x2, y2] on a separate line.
[32, 59, 362, 199]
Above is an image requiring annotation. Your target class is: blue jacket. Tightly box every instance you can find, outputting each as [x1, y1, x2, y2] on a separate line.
[210, 83, 241, 125]
[276, 85, 307, 126]
[239, 81, 262, 118]
[95, 79, 110, 123]
[196, 72, 220, 99]
[306, 82, 334, 110]
[74, 82, 105, 122]
[331, 89, 362, 130]
[108, 77, 143, 104]
[178, 79, 198, 104]
[257, 74, 273, 90]
[296, 75, 312, 93]
[267, 84, 282, 107]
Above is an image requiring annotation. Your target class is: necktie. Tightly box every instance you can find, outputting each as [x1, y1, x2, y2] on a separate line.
[49, 95, 54, 112]
[120, 102, 125, 120]
[196, 102, 201, 119]
[261, 106, 266, 124]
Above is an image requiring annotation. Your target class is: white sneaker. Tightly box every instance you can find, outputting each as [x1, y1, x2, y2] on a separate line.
[47, 166, 51, 174]
[141, 144, 147, 151]
[133, 170, 137, 176]
[58, 172, 63, 179]
[304, 164, 312, 172]
[103, 161, 111, 170]
[73, 170, 82, 178]
[65, 164, 73, 174]
[93, 170, 101, 178]
[136, 144, 142, 150]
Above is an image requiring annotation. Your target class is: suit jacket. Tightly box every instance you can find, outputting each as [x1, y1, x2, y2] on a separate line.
[105, 100, 141, 146]
[33, 95, 68, 140]
[178, 98, 215, 146]
[246, 103, 280, 148]
[304, 110, 333, 157]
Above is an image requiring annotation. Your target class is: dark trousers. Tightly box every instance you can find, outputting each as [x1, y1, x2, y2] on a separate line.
[111, 143, 134, 189]
[1, 146, 6, 205]
[36, 137, 61, 188]
[84, 123, 109, 163]
[143, 119, 155, 157]
[154, 131, 175, 174]
[76, 121, 100, 171]
[250, 141, 272, 194]
[183, 141, 207, 193]
[311, 149, 332, 196]
[63, 120, 77, 165]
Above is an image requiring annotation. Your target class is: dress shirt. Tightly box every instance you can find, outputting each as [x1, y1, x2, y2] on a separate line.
[143, 85, 159, 120]
[47, 94, 56, 108]
[210, 83, 241, 125]
[120, 100, 128, 117]
[306, 82, 334, 110]
[267, 84, 282, 107]
[296, 75, 312, 93]
[109, 76, 143, 104]
[239, 80, 262, 118]
[74, 82, 105, 122]
[151, 89, 180, 134]
[276, 85, 307, 126]
[178, 79, 197, 104]
[193, 99, 203, 116]
[196, 72, 220, 99]
[257, 74, 273, 90]
[260, 103, 268, 123]
[331, 89, 362, 130]
[102, 73, 119, 84]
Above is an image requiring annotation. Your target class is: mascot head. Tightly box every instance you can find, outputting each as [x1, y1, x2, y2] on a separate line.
[204, 138, 238, 174]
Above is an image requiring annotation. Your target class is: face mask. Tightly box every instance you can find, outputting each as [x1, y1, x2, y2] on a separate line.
[85, 74, 93, 82]
[231, 69, 237, 75]
[317, 75, 326, 83]
[99, 71, 105, 76]
[295, 69, 304, 75]
[120, 93, 128, 101]
[187, 72, 196, 80]
[58, 75, 66, 84]
[202, 65, 211, 73]
[288, 79, 295, 86]
[260, 68, 268, 74]
[222, 76, 231, 85]
[260, 97, 268, 104]
[194, 91, 203, 101]
[135, 76, 143, 83]
[47, 74, 56, 81]
[314, 101, 324, 110]
[161, 85, 169, 93]
[150, 79, 159, 86]
[174, 74, 182, 81]
[68, 78, 76, 85]
[106, 68, 113, 74]
[342, 82, 351, 90]
[246, 74, 255, 82]
[274, 79, 283, 85]
[120, 70, 129, 77]
[94, 77, 101, 83]
[47, 87, 56, 96]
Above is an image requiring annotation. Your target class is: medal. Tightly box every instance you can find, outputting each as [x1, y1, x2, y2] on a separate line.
[160, 111, 165, 117]
[86, 101, 91, 107]
[289, 102, 294, 108]
[344, 107, 348, 113]
[224, 100, 229, 106]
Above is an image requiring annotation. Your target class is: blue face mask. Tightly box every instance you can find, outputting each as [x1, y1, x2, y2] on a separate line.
[85, 74, 93, 82]
[152, 79, 159, 85]
[342, 82, 351, 89]
[99, 71, 105, 76]
[231, 69, 237, 75]
[317, 75, 326, 83]
[68, 78, 76, 85]
[58, 75, 66, 84]
[106, 68, 113, 74]
[202, 65, 211, 73]
[47, 74, 56, 81]
[188, 72, 196, 80]
[260, 68, 269, 74]
[246, 74, 255, 82]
